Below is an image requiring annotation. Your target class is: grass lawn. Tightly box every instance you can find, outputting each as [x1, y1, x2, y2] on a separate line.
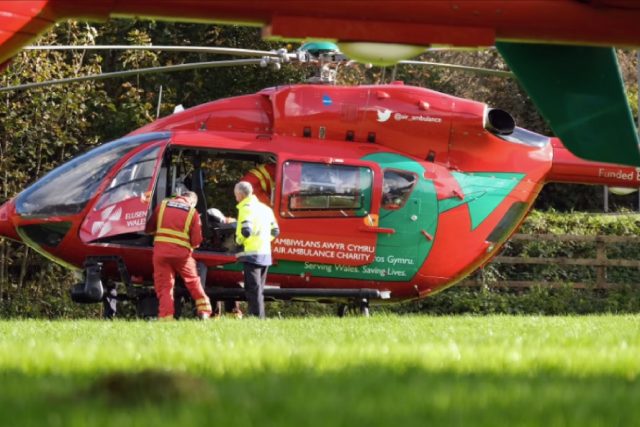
[0, 315, 638, 426]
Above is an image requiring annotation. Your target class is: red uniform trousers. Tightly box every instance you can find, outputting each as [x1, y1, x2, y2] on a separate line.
[152, 244, 211, 319]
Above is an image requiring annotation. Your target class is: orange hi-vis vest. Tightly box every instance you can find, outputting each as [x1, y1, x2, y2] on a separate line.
[154, 199, 197, 250]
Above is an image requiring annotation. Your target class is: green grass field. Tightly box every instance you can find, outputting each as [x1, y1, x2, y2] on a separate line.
[0, 315, 639, 427]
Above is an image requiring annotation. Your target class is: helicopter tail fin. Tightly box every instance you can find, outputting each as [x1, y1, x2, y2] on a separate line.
[497, 42, 640, 166]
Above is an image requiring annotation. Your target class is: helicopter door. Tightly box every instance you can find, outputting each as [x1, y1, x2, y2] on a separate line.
[80, 141, 166, 243]
[275, 158, 383, 266]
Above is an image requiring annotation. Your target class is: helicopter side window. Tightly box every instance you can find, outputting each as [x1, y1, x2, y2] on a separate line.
[382, 170, 418, 210]
[281, 161, 372, 218]
[15, 133, 169, 217]
[94, 145, 162, 210]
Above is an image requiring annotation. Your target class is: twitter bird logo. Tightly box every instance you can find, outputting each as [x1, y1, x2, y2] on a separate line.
[377, 109, 392, 122]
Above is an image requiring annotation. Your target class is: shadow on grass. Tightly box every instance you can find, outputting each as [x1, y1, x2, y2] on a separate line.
[0, 366, 638, 427]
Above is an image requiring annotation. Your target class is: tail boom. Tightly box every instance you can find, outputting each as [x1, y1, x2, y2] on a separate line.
[548, 138, 640, 188]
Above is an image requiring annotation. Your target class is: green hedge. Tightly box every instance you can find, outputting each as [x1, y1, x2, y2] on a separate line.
[403, 285, 640, 315]
[488, 210, 640, 285]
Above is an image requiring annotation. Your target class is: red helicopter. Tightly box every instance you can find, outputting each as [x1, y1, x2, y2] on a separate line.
[0, 41, 638, 316]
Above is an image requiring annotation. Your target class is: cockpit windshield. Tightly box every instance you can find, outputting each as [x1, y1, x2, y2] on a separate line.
[15, 133, 170, 217]
[94, 144, 162, 210]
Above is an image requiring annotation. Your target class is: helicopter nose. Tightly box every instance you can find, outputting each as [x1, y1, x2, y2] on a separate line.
[0, 199, 20, 241]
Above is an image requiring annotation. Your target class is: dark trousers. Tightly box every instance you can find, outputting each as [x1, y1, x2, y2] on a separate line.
[243, 262, 268, 318]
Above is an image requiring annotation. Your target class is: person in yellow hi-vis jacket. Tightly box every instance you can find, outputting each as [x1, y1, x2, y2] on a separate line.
[214, 162, 274, 318]
[234, 181, 279, 318]
[146, 191, 212, 320]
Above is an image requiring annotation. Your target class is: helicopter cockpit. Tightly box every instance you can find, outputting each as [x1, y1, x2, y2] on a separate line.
[15, 133, 169, 218]
[9, 133, 169, 251]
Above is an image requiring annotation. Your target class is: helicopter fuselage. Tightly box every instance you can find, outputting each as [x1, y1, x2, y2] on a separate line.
[0, 83, 613, 301]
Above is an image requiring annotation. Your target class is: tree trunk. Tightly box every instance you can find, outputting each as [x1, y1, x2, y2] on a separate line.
[0, 138, 5, 301]
[0, 239, 5, 302]
[17, 247, 29, 289]
[16, 134, 43, 290]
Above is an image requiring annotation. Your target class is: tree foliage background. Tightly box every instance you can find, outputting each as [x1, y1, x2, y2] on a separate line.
[0, 20, 638, 317]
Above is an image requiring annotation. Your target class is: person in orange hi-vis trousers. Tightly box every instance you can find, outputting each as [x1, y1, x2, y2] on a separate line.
[145, 191, 212, 320]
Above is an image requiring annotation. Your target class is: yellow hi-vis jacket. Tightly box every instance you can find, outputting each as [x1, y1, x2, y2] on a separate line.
[236, 194, 279, 266]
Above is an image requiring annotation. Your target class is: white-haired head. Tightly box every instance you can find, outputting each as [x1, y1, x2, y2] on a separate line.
[234, 181, 253, 202]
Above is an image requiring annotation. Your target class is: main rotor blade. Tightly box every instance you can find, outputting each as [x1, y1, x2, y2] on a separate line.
[398, 60, 513, 78]
[25, 45, 284, 58]
[0, 59, 264, 93]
